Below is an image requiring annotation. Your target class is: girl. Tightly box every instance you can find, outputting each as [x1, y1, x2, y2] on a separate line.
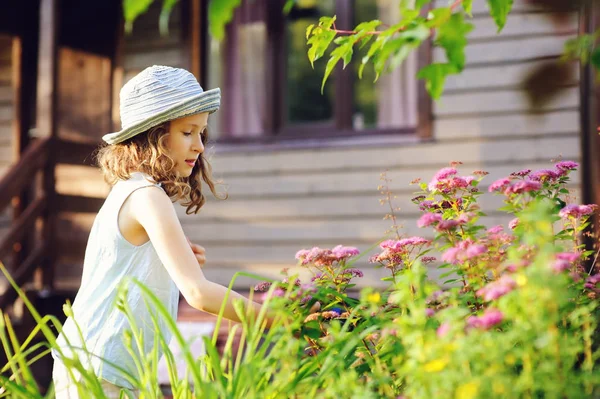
[51, 65, 270, 398]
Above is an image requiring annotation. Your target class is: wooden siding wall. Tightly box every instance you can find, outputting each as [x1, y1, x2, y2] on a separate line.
[184, 1, 582, 289]
[55, 1, 583, 291]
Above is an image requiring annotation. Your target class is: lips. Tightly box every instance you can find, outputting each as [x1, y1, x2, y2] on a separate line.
[185, 159, 197, 167]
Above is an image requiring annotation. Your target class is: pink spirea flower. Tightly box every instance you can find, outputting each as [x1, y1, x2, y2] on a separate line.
[476, 275, 516, 301]
[456, 213, 473, 224]
[508, 218, 519, 230]
[380, 237, 430, 251]
[295, 249, 310, 264]
[343, 268, 364, 278]
[272, 288, 286, 297]
[556, 252, 580, 263]
[436, 219, 460, 231]
[332, 245, 360, 260]
[487, 225, 504, 235]
[529, 169, 560, 182]
[437, 322, 451, 337]
[421, 256, 437, 264]
[441, 247, 462, 264]
[466, 244, 487, 258]
[559, 204, 597, 219]
[254, 282, 272, 292]
[505, 180, 542, 194]
[433, 167, 458, 181]
[417, 213, 442, 228]
[419, 200, 437, 211]
[467, 308, 504, 330]
[584, 274, 600, 291]
[425, 308, 435, 317]
[489, 178, 511, 193]
[510, 169, 531, 177]
[555, 161, 578, 171]
[552, 259, 571, 273]
[441, 240, 487, 264]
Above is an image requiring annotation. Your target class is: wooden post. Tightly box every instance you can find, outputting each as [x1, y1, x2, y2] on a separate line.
[187, 0, 205, 83]
[36, 0, 59, 290]
[12, 0, 39, 272]
[111, 11, 124, 132]
[580, 2, 600, 274]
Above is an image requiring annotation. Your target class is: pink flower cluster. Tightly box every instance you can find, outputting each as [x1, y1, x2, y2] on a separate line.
[295, 245, 360, 266]
[441, 239, 488, 264]
[558, 204, 597, 219]
[467, 308, 504, 330]
[584, 274, 600, 293]
[476, 275, 516, 301]
[485, 225, 514, 246]
[380, 236, 430, 250]
[555, 160, 578, 171]
[417, 213, 470, 231]
[552, 252, 580, 273]
[489, 177, 541, 194]
[427, 167, 475, 193]
[505, 180, 542, 194]
[529, 169, 561, 182]
[510, 169, 531, 177]
[371, 237, 430, 265]
[490, 161, 578, 195]
[343, 268, 364, 278]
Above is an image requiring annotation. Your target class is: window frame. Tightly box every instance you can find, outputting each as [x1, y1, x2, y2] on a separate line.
[193, 0, 432, 145]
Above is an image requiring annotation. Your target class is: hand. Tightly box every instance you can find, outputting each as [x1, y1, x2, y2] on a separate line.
[187, 237, 206, 267]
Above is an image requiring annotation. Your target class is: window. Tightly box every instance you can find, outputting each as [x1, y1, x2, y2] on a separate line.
[207, 0, 421, 141]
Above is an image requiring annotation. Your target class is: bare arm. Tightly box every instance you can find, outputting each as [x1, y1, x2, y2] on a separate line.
[129, 186, 271, 326]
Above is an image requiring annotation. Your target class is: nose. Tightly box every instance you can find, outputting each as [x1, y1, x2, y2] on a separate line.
[191, 133, 204, 154]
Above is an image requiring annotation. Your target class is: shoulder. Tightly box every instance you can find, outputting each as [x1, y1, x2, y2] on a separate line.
[128, 184, 176, 224]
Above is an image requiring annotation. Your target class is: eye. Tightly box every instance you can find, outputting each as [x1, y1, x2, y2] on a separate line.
[183, 131, 192, 136]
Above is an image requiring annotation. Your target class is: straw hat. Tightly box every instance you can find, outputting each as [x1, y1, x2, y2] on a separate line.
[102, 65, 220, 144]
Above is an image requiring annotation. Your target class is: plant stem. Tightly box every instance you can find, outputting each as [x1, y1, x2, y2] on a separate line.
[331, 0, 465, 36]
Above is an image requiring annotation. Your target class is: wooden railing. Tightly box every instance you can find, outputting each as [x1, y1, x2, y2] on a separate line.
[0, 137, 102, 309]
[0, 137, 51, 308]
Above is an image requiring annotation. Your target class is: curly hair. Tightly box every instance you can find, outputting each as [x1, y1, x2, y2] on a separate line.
[96, 122, 227, 214]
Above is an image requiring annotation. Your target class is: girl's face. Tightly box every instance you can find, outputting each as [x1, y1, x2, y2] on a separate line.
[166, 112, 209, 177]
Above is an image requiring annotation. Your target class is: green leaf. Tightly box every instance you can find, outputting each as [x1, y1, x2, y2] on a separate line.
[417, 63, 456, 99]
[306, 24, 315, 40]
[283, 0, 296, 14]
[307, 16, 338, 66]
[416, 0, 432, 8]
[426, 7, 451, 29]
[463, 0, 474, 16]
[436, 13, 473, 71]
[355, 20, 383, 33]
[159, 0, 179, 35]
[591, 46, 600, 72]
[123, 0, 155, 32]
[322, 54, 342, 92]
[487, 0, 514, 32]
[208, 0, 242, 41]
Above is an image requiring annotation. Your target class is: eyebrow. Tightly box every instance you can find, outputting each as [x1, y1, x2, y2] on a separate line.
[186, 123, 208, 129]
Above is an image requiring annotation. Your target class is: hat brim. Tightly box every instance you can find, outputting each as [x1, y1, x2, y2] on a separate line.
[102, 88, 221, 145]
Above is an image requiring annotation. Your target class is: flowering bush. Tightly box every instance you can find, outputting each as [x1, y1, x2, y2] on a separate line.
[1, 160, 599, 398]
[250, 160, 600, 398]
